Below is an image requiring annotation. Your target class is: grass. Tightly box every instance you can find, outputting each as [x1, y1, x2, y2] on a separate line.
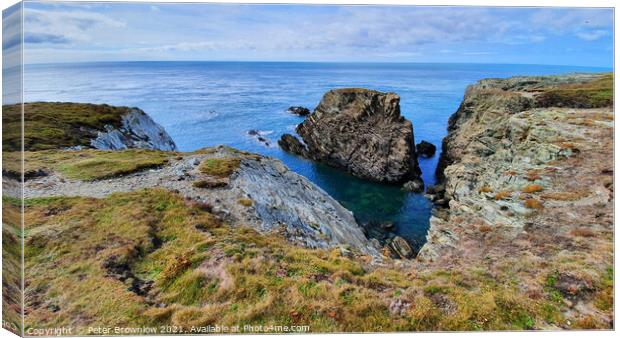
[2, 102, 133, 151]
[20, 188, 609, 332]
[238, 198, 254, 207]
[521, 185, 544, 193]
[524, 198, 544, 210]
[4, 149, 171, 181]
[536, 74, 613, 108]
[199, 157, 241, 178]
[495, 191, 512, 201]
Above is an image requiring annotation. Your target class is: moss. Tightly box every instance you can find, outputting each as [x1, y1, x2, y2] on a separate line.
[192, 179, 228, 189]
[237, 198, 253, 207]
[198, 157, 241, 177]
[2, 102, 133, 151]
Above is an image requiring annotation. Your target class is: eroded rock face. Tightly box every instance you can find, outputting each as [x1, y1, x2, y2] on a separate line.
[282, 88, 421, 184]
[417, 73, 613, 327]
[90, 108, 177, 151]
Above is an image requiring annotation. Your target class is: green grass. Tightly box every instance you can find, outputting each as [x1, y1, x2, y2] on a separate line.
[21, 188, 607, 333]
[2, 102, 133, 151]
[536, 74, 613, 108]
[198, 157, 241, 177]
[4, 149, 171, 181]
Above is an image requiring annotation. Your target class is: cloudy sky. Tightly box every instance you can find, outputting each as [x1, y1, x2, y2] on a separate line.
[6, 1, 615, 66]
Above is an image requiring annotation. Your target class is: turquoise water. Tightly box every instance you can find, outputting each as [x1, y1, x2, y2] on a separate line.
[23, 62, 610, 250]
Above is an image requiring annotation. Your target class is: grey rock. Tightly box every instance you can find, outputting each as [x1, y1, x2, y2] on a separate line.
[90, 108, 177, 151]
[231, 155, 380, 256]
[287, 106, 311, 116]
[403, 179, 424, 193]
[388, 236, 414, 259]
[286, 88, 421, 184]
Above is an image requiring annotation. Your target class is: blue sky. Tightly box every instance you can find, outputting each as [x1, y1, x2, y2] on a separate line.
[8, 1, 615, 67]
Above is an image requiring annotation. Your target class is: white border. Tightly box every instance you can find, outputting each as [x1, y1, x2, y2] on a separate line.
[0, 1, 617, 338]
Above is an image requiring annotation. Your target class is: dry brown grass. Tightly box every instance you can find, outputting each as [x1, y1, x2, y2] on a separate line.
[570, 227, 596, 238]
[524, 198, 544, 210]
[526, 170, 541, 182]
[478, 186, 493, 193]
[521, 184, 544, 193]
[479, 224, 493, 233]
[495, 191, 512, 201]
[540, 190, 590, 201]
[237, 198, 253, 207]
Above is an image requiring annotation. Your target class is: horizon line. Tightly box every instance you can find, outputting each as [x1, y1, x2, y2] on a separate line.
[22, 60, 614, 69]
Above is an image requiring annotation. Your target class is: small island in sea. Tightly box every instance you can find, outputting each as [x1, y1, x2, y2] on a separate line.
[1, 1, 614, 335]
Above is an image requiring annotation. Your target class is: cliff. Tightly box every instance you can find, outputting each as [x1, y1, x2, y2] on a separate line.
[419, 73, 613, 327]
[2, 102, 176, 151]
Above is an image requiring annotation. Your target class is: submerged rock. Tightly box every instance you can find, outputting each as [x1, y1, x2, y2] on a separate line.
[283, 88, 421, 184]
[287, 106, 311, 116]
[416, 140, 436, 157]
[90, 108, 177, 151]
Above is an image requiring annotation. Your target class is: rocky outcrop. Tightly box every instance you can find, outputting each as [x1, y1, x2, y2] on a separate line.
[280, 88, 421, 184]
[418, 73, 613, 327]
[416, 141, 436, 158]
[278, 133, 307, 155]
[90, 108, 177, 151]
[18, 146, 379, 257]
[287, 106, 311, 116]
[231, 152, 379, 256]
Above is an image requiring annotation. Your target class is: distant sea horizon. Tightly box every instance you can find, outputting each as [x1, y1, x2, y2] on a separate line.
[17, 61, 613, 250]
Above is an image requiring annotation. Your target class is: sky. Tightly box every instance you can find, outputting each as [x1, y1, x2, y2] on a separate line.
[3, 1, 615, 67]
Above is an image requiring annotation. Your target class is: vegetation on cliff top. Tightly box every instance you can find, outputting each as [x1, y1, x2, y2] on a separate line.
[2, 102, 132, 152]
[20, 189, 612, 332]
[3, 149, 172, 181]
[536, 73, 613, 108]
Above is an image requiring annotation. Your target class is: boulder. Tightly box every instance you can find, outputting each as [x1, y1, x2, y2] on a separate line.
[278, 134, 307, 155]
[388, 236, 414, 259]
[286, 88, 421, 183]
[402, 179, 424, 193]
[416, 141, 436, 158]
[287, 106, 311, 116]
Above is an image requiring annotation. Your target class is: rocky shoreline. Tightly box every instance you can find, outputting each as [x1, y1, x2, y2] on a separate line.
[417, 73, 613, 327]
[3, 72, 614, 330]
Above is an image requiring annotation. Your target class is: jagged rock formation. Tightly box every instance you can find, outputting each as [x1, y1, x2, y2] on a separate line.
[279, 88, 421, 184]
[90, 108, 177, 151]
[418, 73, 613, 327]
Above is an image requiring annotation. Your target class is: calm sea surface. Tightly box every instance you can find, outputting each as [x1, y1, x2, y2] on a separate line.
[23, 62, 609, 250]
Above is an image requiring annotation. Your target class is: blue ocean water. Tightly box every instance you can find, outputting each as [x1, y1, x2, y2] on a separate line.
[23, 62, 610, 250]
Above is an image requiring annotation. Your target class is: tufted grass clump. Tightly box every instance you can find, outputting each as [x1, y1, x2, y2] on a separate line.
[199, 157, 241, 178]
[524, 198, 544, 210]
[521, 184, 544, 193]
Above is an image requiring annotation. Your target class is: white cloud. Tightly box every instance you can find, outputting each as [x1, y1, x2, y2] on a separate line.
[576, 29, 608, 41]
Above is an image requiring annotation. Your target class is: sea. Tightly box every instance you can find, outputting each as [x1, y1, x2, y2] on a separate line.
[21, 61, 610, 251]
